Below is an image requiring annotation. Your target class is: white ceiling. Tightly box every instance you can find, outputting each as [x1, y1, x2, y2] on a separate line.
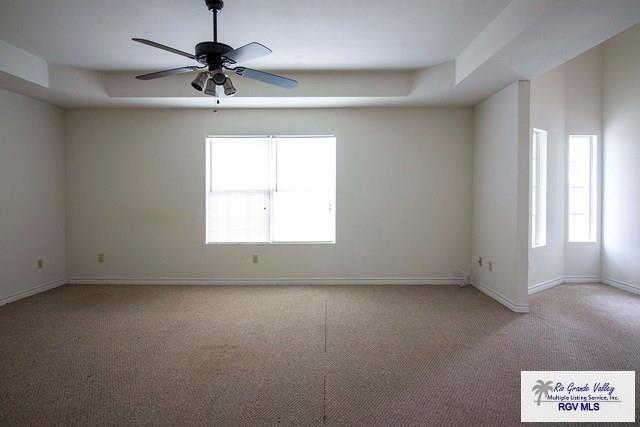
[0, 0, 510, 71]
[1, 0, 639, 108]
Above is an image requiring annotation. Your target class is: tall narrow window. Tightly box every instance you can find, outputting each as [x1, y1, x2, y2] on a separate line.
[206, 136, 336, 244]
[568, 135, 597, 242]
[531, 129, 547, 248]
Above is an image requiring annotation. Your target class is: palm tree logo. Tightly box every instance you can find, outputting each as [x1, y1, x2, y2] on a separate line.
[532, 380, 554, 406]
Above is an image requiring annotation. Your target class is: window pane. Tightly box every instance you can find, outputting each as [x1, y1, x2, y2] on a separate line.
[275, 137, 336, 191]
[568, 188, 589, 215]
[531, 129, 547, 247]
[211, 138, 269, 191]
[272, 137, 336, 242]
[532, 215, 537, 246]
[531, 188, 537, 214]
[208, 138, 270, 243]
[208, 191, 269, 243]
[569, 214, 589, 242]
[272, 191, 335, 242]
[569, 137, 591, 162]
[568, 162, 590, 188]
[568, 135, 597, 243]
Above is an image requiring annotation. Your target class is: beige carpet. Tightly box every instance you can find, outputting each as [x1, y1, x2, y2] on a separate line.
[0, 283, 638, 426]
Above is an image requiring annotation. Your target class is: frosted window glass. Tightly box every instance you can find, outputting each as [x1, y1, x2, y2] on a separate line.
[568, 135, 597, 242]
[531, 129, 547, 248]
[206, 136, 336, 244]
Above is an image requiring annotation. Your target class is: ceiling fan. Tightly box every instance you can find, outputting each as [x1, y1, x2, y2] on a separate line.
[132, 0, 298, 98]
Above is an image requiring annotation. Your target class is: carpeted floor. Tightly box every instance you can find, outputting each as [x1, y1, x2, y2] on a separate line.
[0, 283, 638, 426]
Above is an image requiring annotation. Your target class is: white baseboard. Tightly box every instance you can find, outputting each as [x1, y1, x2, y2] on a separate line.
[528, 276, 640, 298]
[66, 276, 465, 286]
[602, 278, 640, 296]
[471, 279, 530, 313]
[528, 277, 565, 295]
[528, 276, 604, 295]
[0, 279, 65, 307]
[4, 277, 634, 311]
[563, 276, 601, 284]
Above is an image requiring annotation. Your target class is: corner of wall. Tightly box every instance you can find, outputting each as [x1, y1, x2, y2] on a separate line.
[470, 81, 531, 313]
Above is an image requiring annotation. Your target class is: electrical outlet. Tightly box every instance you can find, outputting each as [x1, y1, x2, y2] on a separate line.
[477, 256, 483, 267]
[98, 253, 105, 263]
[37, 259, 44, 269]
[489, 261, 493, 271]
[252, 255, 259, 264]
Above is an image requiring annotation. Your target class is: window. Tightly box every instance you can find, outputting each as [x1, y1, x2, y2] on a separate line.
[531, 129, 548, 248]
[206, 136, 336, 243]
[568, 135, 597, 242]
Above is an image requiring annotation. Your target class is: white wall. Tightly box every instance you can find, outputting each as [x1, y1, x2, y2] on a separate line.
[471, 81, 530, 312]
[602, 24, 640, 293]
[0, 88, 66, 304]
[65, 107, 473, 283]
[563, 46, 604, 281]
[528, 66, 566, 288]
[527, 45, 605, 290]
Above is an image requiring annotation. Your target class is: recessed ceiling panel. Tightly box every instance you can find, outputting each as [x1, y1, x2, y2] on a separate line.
[0, 0, 511, 71]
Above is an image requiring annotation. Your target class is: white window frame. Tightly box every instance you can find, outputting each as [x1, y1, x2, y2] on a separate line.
[567, 134, 598, 243]
[531, 129, 548, 248]
[205, 135, 336, 245]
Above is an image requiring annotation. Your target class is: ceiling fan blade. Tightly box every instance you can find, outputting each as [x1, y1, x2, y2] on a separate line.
[223, 42, 272, 64]
[135, 66, 203, 81]
[233, 67, 297, 89]
[233, 67, 298, 89]
[132, 38, 196, 60]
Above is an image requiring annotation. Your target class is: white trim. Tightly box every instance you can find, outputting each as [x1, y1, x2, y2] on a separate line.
[528, 276, 603, 295]
[471, 279, 530, 313]
[562, 275, 600, 284]
[66, 277, 464, 286]
[528, 276, 640, 297]
[602, 278, 640, 296]
[0, 279, 65, 307]
[528, 276, 565, 295]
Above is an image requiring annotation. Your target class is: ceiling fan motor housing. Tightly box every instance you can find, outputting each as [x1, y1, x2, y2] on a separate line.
[205, 0, 224, 12]
[195, 42, 234, 68]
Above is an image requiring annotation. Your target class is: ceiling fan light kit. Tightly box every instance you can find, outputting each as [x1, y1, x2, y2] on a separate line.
[204, 78, 218, 97]
[223, 77, 237, 97]
[191, 71, 209, 91]
[133, 0, 297, 99]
